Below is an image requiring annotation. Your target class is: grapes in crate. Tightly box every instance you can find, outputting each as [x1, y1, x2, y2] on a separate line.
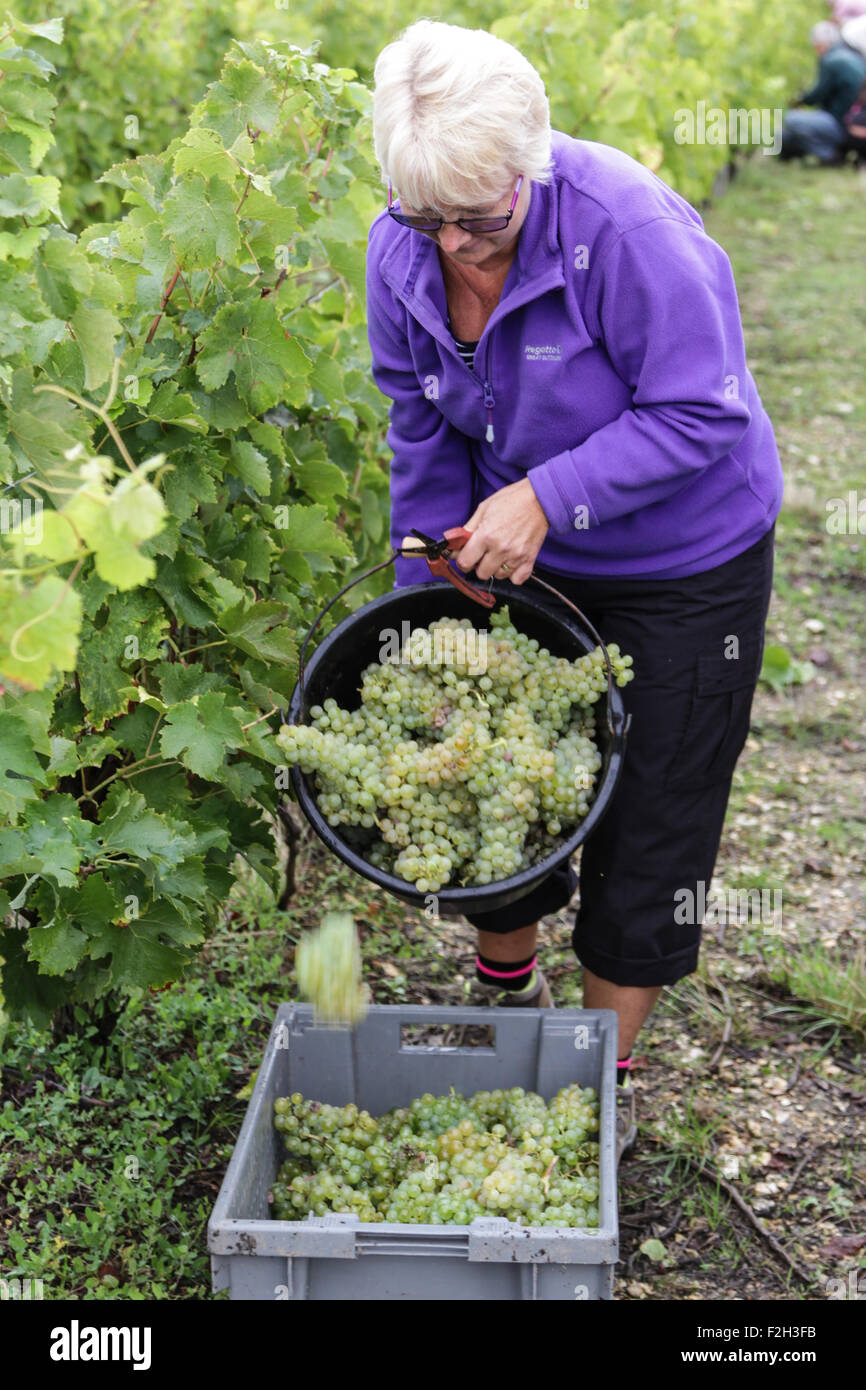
[277, 605, 633, 891]
[270, 1085, 601, 1228]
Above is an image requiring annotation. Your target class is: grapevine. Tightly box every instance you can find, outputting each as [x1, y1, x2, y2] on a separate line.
[0, 27, 388, 1032]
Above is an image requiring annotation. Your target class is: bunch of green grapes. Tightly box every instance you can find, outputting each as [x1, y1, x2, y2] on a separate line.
[270, 1084, 601, 1229]
[294, 911, 369, 1027]
[277, 606, 633, 892]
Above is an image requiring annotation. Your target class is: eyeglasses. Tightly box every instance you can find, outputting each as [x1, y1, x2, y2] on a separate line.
[387, 175, 524, 234]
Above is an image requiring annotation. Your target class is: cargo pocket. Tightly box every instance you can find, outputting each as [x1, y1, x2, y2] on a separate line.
[664, 636, 764, 792]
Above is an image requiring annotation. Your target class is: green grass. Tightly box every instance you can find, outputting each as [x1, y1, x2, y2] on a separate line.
[761, 944, 866, 1043]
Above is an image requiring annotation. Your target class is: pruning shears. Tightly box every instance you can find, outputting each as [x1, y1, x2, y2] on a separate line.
[399, 527, 496, 609]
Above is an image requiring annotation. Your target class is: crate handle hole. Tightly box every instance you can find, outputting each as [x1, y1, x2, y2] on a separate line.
[400, 1023, 496, 1051]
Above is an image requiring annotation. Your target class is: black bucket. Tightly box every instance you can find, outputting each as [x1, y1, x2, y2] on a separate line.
[286, 580, 630, 916]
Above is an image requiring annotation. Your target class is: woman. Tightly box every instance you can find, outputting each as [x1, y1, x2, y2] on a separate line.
[366, 20, 780, 1159]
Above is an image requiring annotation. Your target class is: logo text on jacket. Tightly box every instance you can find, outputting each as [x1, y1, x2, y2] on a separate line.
[524, 344, 562, 362]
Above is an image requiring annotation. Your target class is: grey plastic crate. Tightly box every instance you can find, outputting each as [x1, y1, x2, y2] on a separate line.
[208, 1003, 619, 1300]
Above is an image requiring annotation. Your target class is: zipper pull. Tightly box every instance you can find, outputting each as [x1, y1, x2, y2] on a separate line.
[483, 380, 495, 443]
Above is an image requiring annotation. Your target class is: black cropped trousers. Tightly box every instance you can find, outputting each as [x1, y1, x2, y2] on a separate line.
[464, 525, 776, 988]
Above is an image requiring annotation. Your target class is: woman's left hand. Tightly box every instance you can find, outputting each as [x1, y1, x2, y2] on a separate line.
[455, 478, 550, 584]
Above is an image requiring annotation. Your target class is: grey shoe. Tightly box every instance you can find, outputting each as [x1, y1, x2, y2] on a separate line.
[616, 1082, 637, 1164]
[493, 968, 553, 1008]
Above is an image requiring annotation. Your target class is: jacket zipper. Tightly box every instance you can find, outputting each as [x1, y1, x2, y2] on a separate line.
[449, 315, 496, 442]
[457, 342, 495, 442]
[482, 364, 495, 443]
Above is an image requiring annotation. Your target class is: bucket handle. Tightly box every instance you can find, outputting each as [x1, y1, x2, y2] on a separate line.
[287, 550, 631, 743]
[290, 551, 401, 724]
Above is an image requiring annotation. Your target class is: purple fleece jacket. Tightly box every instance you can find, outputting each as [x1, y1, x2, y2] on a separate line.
[366, 130, 784, 589]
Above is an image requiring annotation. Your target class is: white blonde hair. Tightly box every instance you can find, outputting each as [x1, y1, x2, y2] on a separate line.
[810, 20, 839, 45]
[373, 19, 553, 214]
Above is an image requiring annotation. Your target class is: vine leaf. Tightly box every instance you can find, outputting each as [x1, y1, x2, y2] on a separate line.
[69, 302, 122, 389]
[162, 174, 242, 269]
[2, 793, 97, 887]
[67, 872, 123, 934]
[98, 788, 197, 870]
[64, 469, 168, 589]
[230, 438, 271, 495]
[194, 297, 312, 413]
[0, 714, 47, 821]
[87, 899, 203, 992]
[159, 692, 246, 780]
[221, 598, 298, 667]
[29, 917, 89, 975]
[0, 575, 82, 689]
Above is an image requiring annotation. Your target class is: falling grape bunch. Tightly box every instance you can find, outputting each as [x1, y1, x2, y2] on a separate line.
[271, 1084, 601, 1227]
[294, 911, 369, 1027]
[277, 605, 634, 892]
